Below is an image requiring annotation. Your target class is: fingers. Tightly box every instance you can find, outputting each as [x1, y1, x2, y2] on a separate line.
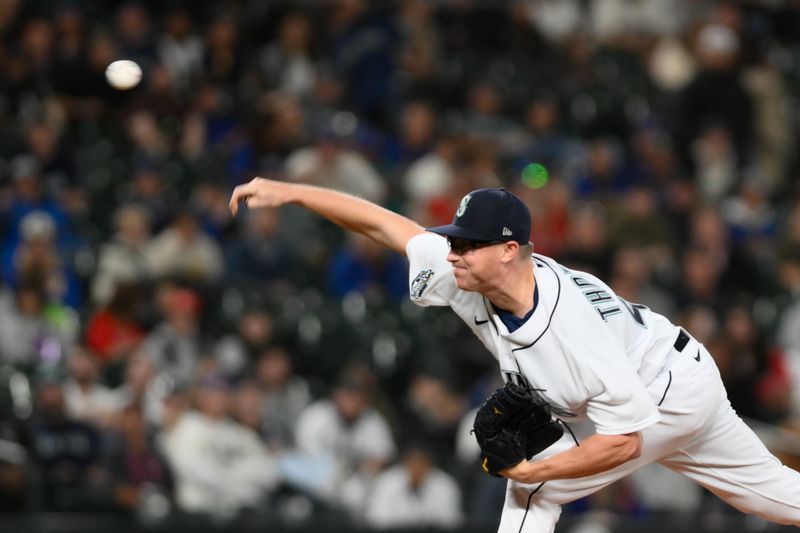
[229, 180, 260, 215]
[229, 177, 285, 215]
[229, 186, 247, 215]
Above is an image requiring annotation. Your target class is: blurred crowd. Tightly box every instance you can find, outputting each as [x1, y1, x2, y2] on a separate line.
[1, 0, 800, 529]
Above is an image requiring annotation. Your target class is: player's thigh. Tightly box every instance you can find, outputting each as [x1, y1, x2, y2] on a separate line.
[649, 343, 727, 438]
[660, 399, 800, 524]
[500, 444, 666, 533]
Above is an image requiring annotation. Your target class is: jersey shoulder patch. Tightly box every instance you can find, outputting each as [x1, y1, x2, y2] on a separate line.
[410, 269, 434, 299]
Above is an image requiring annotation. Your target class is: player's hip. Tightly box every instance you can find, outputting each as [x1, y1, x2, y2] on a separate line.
[646, 342, 725, 442]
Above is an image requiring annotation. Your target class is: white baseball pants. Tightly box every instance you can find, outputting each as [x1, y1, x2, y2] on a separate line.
[498, 343, 800, 533]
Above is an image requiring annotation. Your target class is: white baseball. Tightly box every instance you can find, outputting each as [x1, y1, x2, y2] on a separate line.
[105, 60, 142, 90]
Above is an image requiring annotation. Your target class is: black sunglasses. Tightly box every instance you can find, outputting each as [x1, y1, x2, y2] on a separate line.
[447, 237, 505, 254]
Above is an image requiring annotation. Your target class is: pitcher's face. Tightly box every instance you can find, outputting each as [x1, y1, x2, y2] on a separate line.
[446, 238, 506, 292]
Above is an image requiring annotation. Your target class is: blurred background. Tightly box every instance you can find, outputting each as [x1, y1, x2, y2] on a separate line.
[0, 0, 799, 532]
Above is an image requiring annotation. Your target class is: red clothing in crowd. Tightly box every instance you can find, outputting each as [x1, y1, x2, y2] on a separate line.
[84, 310, 145, 361]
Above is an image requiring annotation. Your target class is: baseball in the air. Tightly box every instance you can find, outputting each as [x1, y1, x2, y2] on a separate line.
[105, 60, 142, 90]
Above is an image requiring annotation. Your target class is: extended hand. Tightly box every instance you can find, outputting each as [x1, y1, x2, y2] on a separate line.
[229, 177, 295, 216]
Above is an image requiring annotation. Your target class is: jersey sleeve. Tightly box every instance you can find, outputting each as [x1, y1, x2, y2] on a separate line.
[553, 284, 661, 435]
[405, 232, 457, 307]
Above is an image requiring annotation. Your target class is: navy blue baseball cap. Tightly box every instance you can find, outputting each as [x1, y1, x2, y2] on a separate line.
[427, 188, 532, 243]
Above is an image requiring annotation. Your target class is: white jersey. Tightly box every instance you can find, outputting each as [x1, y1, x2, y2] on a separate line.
[406, 233, 680, 435]
[407, 232, 800, 531]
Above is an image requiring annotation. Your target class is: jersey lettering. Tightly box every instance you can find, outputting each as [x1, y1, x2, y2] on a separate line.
[619, 297, 648, 328]
[571, 276, 594, 289]
[584, 289, 614, 304]
[501, 370, 532, 389]
[597, 306, 623, 321]
[571, 275, 621, 322]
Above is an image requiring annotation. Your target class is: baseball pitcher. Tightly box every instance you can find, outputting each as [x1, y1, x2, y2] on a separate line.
[229, 179, 800, 533]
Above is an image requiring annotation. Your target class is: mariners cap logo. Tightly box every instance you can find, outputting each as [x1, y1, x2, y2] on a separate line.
[456, 194, 471, 218]
[425, 187, 532, 244]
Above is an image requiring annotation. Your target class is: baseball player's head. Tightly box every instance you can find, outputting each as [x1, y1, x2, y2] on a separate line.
[427, 188, 533, 291]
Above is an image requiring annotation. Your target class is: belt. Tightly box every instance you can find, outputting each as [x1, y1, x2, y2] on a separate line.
[674, 329, 690, 352]
[658, 328, 700, 405]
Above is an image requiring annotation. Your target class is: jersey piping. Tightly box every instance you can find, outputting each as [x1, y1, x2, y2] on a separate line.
[512, 255, 561, 353]
[481, 298, 500, 336]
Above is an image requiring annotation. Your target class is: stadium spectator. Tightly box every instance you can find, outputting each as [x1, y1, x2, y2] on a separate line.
[295, 364, 395, 508]
[676, 244, 727, 313]
[116, 166, 178, 233]
[321, 0, 396, 124]
[26, 370, 108, 511]
[364, 442, 463, 529]
[157, 7, 203, 94]
[159, 374, 279, 518]
[254, 346, 312, 451]
[0, 280, 64, 369]
[513, 180, 570, 258]
[143, 286, 206, 388]
[223, 208, 293, 285]
[514, 0, 582, 45]
[23, 121, 76, 190]
[253, 91, 309, 172]
[402, 135, 458, 214]
[518, 94, 584, 181]
[573, 138, 633, 201]
[103, 404, 173, 513]
[203, 14, 243, 85]
[326, 233, 408, 301]
[691, 125, 740, 202]
[461, 81, 527, 157]
[214, 308, 275, 379]
[558, 202, 613, 279]
[2, 209, 80, 308]
[284, 120, 387, 203]
[607, 245, 675, 318]
[720, 303, 780, 420]
[258, 11, 318, 102]
[589, 0, 686, 42]
[402, 371, 466, 453]
[62, 345, 117, 426]
[230, 380, 265, 437]
[687, 205, 760, 300]
[675, 23, 754, 173]
[145, 210, 224, 284]
[381, 100, 438, 173]
[115, 3, 156, 67]
[721, 178, 778, 251]
[84, 282, 146, 364]
[106, 348, 166, 427]
[91, 205, 152, 306]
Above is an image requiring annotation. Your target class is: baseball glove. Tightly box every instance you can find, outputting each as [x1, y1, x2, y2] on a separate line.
[472, 381, 564, 477]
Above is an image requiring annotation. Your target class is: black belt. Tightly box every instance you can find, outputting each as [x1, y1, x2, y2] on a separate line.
[674, 329, 690, 352]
